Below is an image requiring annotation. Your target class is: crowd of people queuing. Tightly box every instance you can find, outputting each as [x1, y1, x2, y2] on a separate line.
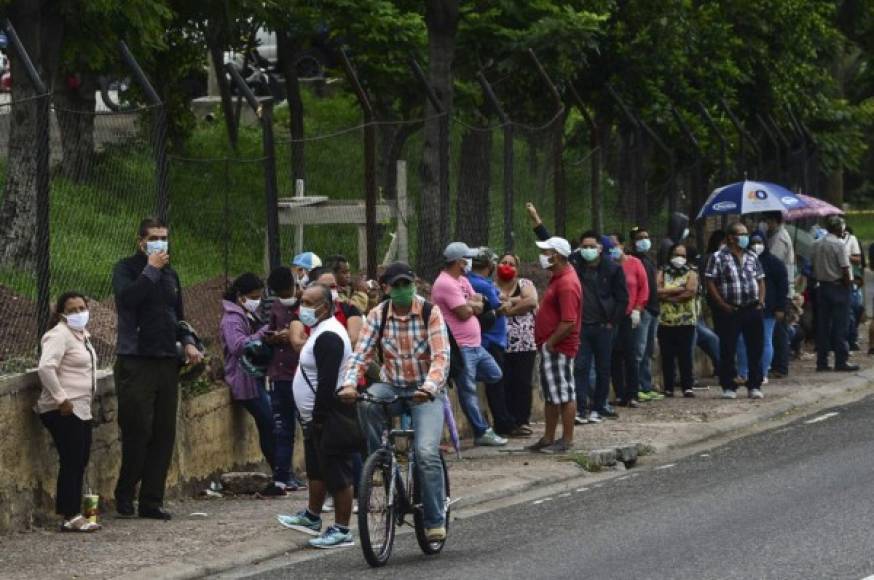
[32, 204, 871, 545]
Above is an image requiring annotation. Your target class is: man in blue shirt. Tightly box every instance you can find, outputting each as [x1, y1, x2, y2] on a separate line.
[467, 247, 523, 436]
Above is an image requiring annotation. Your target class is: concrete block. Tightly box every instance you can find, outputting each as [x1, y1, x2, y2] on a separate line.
[588, 448, 617, 467]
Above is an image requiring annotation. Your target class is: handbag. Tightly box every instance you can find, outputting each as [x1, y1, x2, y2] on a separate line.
[300, 368, 364, 454]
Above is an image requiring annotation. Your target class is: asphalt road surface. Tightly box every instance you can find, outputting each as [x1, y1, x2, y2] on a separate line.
[232, 396, 874, 580]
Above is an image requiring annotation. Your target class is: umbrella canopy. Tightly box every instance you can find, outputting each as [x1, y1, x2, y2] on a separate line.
[784, 193, 842, 221]
[696, 180, 807, 220]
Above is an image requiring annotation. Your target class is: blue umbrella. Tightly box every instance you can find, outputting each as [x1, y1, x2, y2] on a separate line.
[696, 180, 807, 220]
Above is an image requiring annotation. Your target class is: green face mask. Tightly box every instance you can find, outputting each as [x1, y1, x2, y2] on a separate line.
[390, 284, 415, 307]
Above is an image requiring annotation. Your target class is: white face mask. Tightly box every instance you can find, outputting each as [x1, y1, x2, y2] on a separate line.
[670, 256, 687, 269]
[462, 259, 472, 274]
[279, 297, 297, 307]
[751, 243, 765, 256]
[243, 298, 261, 314]
[330, 289, 339, 302]
[145, 240, 168, 255]
[539, 254, 553, 270]
[64, 311, 90, 331]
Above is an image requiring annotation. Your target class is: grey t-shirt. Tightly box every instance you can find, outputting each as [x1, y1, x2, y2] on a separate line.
[581, 266, 608, 324]
[811, 233, 850, 282]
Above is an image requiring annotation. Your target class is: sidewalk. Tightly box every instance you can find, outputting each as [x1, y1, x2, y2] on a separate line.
[1, 339, 872, 580]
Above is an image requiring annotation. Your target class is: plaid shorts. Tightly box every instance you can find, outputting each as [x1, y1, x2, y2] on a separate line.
[539, 345, 576, 404]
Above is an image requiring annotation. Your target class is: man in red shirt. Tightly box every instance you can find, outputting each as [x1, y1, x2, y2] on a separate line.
[529, 237, 582, 454]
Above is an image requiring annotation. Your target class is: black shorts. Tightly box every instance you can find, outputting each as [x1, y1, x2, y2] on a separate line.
[304, 428, 356, 494]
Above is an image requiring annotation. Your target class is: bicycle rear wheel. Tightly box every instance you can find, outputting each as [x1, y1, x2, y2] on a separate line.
[413, 453, 450, 555]
[358, 451, 396, 567]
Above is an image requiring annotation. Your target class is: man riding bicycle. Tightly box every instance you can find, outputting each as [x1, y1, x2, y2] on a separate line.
[339, 261, 450, 542]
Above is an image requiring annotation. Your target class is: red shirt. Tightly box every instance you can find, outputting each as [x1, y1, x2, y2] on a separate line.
[535, 265, 582, 357]
[620, 255, 649, 315]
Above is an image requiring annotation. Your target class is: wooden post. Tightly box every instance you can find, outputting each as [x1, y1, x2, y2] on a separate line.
[396, 160, 409, 263]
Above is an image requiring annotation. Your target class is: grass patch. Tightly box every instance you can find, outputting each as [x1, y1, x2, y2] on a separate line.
[564, 452, 604, 472]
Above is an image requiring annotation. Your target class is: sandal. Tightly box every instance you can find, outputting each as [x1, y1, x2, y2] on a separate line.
[61, 515, 102, 533]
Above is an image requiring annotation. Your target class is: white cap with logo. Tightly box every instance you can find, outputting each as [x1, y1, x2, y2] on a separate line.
[535, 237, 572, 257]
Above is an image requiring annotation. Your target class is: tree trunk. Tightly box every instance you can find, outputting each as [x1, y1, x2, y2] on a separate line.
[553, 111, 568, 238]
[455, 128, 492, 246]
[206, 29, 237, 151]
[55, 73, 97, 182]
[276, 30, 305, 182]
[0, 1, 63, 269]
[378, 120, 421, 200]
[825, 168, 843, 207]
[419, 0, 458, 279]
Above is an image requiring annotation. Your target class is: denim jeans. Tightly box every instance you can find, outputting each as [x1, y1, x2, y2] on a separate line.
[575, 323, 613, 415]
[633, 310, 657, 392]
[270, 380, 297, 485]
[848, 286, 864, 347]
[239, 380, 276, 477]
[455, 346, 502, 437]
[362, 383, 446, 528]
[737, 316, 776, 379]
[771, 318, 790, 375]
[695, 320, 720, 371]
[714, 306, 764, 391]
[816, 282, 851, 368]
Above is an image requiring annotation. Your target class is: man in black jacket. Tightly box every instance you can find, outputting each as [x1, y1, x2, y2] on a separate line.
[526, 204, 628, 423]
[112, 218, 203, 520]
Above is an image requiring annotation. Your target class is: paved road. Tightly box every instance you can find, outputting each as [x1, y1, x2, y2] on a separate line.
[232, 395, 874, 580]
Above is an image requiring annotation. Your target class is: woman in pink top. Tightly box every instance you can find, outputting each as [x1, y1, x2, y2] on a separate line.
[607, 234, 649, 407]
[36, 292, 101, 532]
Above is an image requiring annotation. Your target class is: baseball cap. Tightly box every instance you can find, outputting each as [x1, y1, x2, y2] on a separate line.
[292, 251, 322, 270]
[381, 261, 416, 286]
[535, 236, 572, 257]
[471, 246, 497, 266]
[443, 242, 477, 262]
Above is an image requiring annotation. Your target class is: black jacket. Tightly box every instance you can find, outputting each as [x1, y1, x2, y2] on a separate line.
[534, 224, 629, 326]
[759, 250, 788, 316]
[113, 252, 193, 358]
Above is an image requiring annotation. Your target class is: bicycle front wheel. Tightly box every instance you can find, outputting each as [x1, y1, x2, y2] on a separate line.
[413, 453, 450, 555]
[358, 451, 396, 567]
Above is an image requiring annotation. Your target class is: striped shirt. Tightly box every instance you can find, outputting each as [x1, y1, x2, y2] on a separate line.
[341, 296, 449, 395]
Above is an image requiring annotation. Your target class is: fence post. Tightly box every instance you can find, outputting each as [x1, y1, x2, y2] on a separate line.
[119, 41, 169, 223]
[5, 20, 51, 340]
[476, 71, 513, 251]
[224, 63, 282, 270]
[396, 160, 409, 263]
[338, 49, 378, 278]
[567, 83, 603, 233]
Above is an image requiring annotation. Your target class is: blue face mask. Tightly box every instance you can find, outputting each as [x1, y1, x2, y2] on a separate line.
[298, 305, 320, 327]
[609, 247, 622, 261]
[737, 235, 750, 249]
[580, 248, 600, 262]
[146, 240, 168, 255]
[635, 238, 651, 253]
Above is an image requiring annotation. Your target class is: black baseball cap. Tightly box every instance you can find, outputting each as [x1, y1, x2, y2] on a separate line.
[380, 261, 416, 286]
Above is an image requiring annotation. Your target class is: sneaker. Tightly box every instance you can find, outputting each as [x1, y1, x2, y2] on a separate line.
[540, 440, 571, 455]
[587, 411, 603, 424]
[322, 497, 334, 512]
[259, 482, 288, 497]
[425, 526, 447, 542]
[835, 363, 861, 372]
[600, 407, 620, 419]
[574, 414, 589, 425]
[308, 525, 354, 549]
[761, 377, 769, 385]
[525, 438, 553, 452]
[353, 500, 359, 515]
[475, 428, 508, 447]
[637, 391, 654, 402]
[733, 376, 747, 386]
[682, 389, 695, 398]
[286, 477, 308, 492]
[647, 391, 666, 401]
[721, 390, 737, 400]
[664, 390, 675, 398]
[277, 510, 322, 536]
[749, 389, 764, 400]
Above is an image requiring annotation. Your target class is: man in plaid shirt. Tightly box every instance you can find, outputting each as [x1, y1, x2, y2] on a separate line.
[339, 261, 450, 542]
[705, 221, 766, 400]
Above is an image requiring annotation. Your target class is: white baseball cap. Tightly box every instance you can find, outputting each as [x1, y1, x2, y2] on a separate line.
[535, 237, 572, 257]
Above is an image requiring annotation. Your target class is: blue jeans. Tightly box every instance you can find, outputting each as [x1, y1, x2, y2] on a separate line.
[456, 346, 502, 437]
[270, 380, 297, 485]
[362, 383, 446, 528]
[633, 310, 657, 392]
[239, 380, 276, 477]
[737, 317, 776, 379]
[575, 323, 613, 415]
[695, 320, 720, 371]
[849, 286, 864, 347]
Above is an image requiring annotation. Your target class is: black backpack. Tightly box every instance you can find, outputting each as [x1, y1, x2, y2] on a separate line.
[375, 299, 465, 386]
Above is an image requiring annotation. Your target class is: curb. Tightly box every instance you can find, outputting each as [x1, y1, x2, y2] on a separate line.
[118, 367, 874, 579]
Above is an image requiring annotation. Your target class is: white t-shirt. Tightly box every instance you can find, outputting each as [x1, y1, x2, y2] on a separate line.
[843, 233, 861, 259]
[292, 316, 352, 423]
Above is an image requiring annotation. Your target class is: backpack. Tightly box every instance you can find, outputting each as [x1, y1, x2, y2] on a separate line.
[375, 299, 464, 386]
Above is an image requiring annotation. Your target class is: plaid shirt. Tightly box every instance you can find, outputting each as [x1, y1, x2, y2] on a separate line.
[341, 296, 449, 395]
[705, 247, 765, 306]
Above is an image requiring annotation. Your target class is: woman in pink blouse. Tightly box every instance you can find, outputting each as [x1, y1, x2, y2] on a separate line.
[36, 291, 101, 532]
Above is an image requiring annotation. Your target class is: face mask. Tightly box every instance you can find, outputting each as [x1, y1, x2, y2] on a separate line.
[242, 298, 261, 314]
[330, 290, 339, 302]
[580, 248, 599, 262]
[681, 228, 690, 241]
[145, 240, 168, 255]
[670, 257, 687, 269]
[538, 254, 553, 270]
[736, 235, 750, 249]
[462, 259, 472, 274]
[298, 305, 320, 327]
[279, 297, 297, 307]
[64, 311, 89, 331]
[389, 284, 415, 307]
[296, 273, 309, 288]
[496, 264, 516, 281]
[635, 238, 651, 253]
[751, 243, 764, 256]
[609, 247, 622, 261]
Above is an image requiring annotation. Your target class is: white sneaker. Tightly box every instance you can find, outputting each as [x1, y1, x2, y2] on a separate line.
[574, 415, 588, 425]
[721, 390, 737, 400]
[587, 411, 603, 424]
[762, 377, 769, 385]
[322, 497, 334, 512]
[749, 389, 764, 400]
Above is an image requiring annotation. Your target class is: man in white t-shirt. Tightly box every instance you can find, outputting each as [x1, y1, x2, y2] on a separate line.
[431, 242, 507, 447]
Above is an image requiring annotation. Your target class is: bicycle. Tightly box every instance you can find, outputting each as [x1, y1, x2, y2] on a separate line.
[356, 392, 451, 568]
